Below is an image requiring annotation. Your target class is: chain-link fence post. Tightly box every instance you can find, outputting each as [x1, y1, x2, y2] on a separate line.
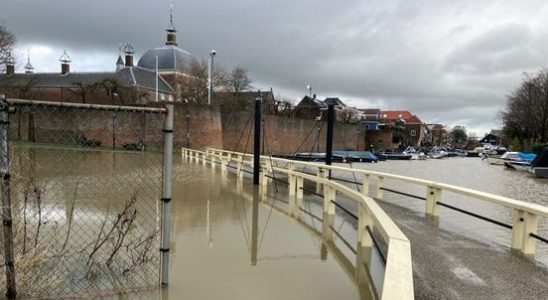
[160, 102, 174, 285]
[0, 95, 17, 299]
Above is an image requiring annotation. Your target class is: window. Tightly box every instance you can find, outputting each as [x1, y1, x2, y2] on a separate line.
[410, 130, 416, 136]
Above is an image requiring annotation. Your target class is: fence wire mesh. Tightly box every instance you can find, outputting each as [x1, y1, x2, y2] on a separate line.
[1, 99, 166, 299]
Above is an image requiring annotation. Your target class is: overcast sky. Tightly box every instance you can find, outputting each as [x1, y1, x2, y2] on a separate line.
[3, 0, 548, 135]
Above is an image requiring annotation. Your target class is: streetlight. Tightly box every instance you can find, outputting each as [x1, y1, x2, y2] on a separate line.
[307, 85, 312, 97]
[208, 50, 217, 105]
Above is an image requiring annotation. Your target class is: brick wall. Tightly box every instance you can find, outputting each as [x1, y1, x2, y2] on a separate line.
[7, 99, 365, 155]
[221, 110, 364, 155]
[8, 102, 223, 151]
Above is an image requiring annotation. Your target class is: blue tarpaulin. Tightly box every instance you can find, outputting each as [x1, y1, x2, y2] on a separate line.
[518, 152, 537, 161]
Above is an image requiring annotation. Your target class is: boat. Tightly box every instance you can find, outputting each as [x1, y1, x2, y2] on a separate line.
[504, 160, 531, 171]
[503, 152, 537, 171]
[403, 146, 428, 160]
[332, 151, 378, 163]
[486, 152, 519, 165]
[383, 153, 413, 160]
[282, 150, 380, 163]
[466, 147, 485, 157]
[428, 146, 449, 159]
[529, 148, 548, 178]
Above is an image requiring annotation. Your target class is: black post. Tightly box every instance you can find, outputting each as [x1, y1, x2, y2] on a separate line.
[325, 104, 335, 169]
[0, 95, 17, 299]
[253, 90, 262, 185]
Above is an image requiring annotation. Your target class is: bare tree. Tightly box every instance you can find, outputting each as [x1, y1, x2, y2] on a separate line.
[178, 59, 228, 103]
[337, 107, 358, 123]
[228, 66, 252, 94]
[68, 82, 99, 103]
[503, 70, 548, 144]
[0, 21, 16, 72]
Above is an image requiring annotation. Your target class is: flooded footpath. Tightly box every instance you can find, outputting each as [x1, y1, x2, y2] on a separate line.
[136, 158, 360, 300]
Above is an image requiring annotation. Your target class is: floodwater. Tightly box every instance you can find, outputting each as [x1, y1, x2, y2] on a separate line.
[137, 158, 361, 300]
[345, 157, 548, 264]
[7, 146, 548, 299]
[4, 146, 361, 299]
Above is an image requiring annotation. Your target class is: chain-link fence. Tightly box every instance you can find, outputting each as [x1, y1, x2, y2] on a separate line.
[0, 97, 173, 299]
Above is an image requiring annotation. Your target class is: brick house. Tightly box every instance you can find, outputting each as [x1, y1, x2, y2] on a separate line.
[294, 95, 347, 120]
[380, 110, 426, 147]
[426, 123, 449, 146]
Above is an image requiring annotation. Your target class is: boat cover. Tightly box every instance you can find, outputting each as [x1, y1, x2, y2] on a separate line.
[332, 151, 378, 160]
[518, 152, 537, 161]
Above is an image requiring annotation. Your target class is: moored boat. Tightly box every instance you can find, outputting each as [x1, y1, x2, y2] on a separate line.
[529, 148, 548, 178]
[486, 152, 519, 165]
[332, 151, 379, 163]
[503, 152, 537, 171]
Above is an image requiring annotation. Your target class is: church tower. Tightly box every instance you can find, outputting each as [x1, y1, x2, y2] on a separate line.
[24, 50, 34, 74]
[166, 4, 178, 46]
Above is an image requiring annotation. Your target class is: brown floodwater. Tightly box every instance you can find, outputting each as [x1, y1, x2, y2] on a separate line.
[7, 146, 548, 299]
[136, 158, 361, 300]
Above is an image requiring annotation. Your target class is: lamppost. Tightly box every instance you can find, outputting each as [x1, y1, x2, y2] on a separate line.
[307, 85, 312, 97]
[207, 50, 217, 105]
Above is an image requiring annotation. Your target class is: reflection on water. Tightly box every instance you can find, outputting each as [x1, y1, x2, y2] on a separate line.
[134, 159, 360, 300]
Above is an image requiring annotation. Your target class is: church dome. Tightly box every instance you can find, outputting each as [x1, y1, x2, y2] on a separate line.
[137, 6, 193, 73]
[137, 45, 192, 73]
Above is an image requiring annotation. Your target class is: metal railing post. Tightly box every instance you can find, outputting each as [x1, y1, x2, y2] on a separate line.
[0, 95, 17, 299]
[356, 203, 373, 284]
[362, 174, 370, 196]
[522, 212, 538, 256]
[288, 164, 297, 217]
[295, 176, 304, 219]
[160, 102, 174, 285]
[260, 166, 268, 201]
[511, 209, 525, 251]
[375, 176, 384, 200]
[426, 186, 442, 218]
[316, 167, 325, 194]
[322, 185, 336, 242]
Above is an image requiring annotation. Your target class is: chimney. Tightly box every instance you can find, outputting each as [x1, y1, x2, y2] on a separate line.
[6, 64, 14, 76]
[5, 52, 15, 75]
[123, 43, 135, 67]
[59, 49, 72, 75]
[313, 93, 317, 99]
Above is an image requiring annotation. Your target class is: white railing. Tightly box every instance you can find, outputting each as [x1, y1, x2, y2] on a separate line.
[182, 147, 414, 300]
[201, 147, 548, 259]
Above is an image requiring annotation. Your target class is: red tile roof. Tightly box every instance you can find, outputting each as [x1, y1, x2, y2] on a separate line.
[380, 110, 424, 124]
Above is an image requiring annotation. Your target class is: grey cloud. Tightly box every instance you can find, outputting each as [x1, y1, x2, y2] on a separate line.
[2, 0, 548, 132]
